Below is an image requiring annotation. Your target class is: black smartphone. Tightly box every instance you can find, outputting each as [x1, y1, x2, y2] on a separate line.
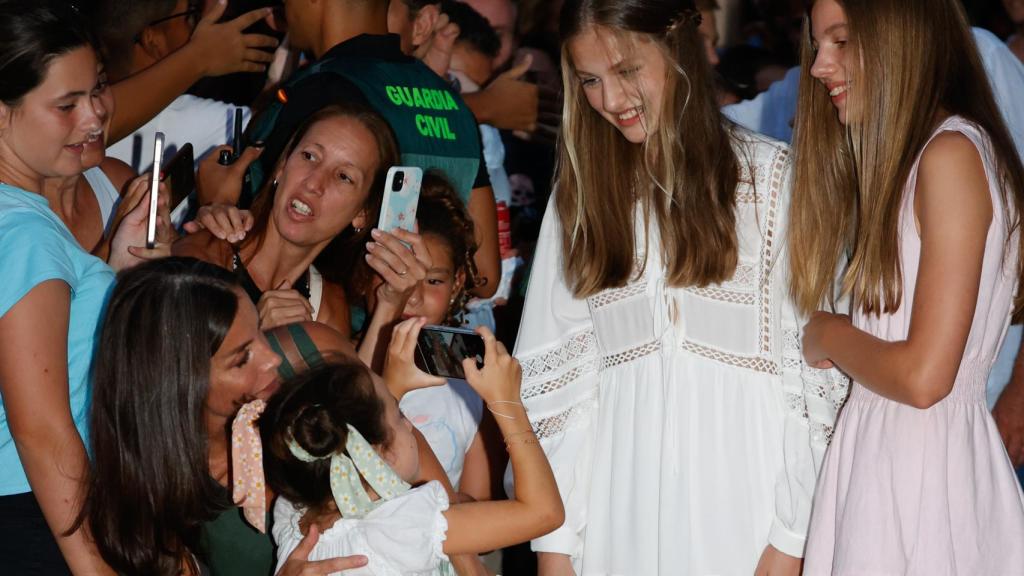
[414, 325, 486, 380]
[162, 143, 195, 210]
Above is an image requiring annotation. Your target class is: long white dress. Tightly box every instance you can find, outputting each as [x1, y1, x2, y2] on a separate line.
[513, 129, 848, 574]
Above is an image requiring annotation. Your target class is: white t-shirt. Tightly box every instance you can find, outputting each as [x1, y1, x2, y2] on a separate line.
[400, 380, 483, 489]
[107, 94, 251, 174]
[272, 481, 450, 576]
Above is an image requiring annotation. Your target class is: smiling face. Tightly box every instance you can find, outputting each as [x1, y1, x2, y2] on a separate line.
[568, 25, 668, 145]
[206, 292, 282, 422]
[270, 114, 379, 248]
[401, 233, 464, 324]
[0, 46, 111, 182]
[809, 0, 854, 125]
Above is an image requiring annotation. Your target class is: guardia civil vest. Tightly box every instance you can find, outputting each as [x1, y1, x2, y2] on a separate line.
[246, 35, 482, 206]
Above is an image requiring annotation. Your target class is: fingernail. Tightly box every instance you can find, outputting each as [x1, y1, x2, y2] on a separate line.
[370, 229, 381, 238]
[365, 242, 376, 251]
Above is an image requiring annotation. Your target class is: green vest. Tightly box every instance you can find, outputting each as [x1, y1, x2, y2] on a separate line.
[247, 41, 482, 206]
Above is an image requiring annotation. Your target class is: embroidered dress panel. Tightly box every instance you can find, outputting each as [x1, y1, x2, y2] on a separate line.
[509, 128, 849, 574]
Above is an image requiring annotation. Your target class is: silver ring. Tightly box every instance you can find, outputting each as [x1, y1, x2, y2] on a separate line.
[397, 269, 408, 277]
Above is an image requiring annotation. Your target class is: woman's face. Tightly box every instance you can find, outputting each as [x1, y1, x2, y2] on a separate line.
[809, 0, 854, 125]
[0, 46, 111, 180]
[568, 25, 668, 145]
[271, 115, 379, 248]
[377, 389, 419, 483]
[400, 233, 463, 325]
[206, 292, 282, 421]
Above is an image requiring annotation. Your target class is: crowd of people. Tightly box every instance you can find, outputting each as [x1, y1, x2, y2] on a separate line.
[1, 0, 1023, 575]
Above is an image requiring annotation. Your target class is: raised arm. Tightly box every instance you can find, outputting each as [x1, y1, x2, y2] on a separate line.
[442, 327, 564, 555]
[803, 131, 994, 408]
[108, 2, 277, 143]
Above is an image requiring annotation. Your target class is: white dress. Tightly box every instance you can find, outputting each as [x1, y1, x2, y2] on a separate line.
[513, 129, 848, 574]
[272, 481, 450, 576]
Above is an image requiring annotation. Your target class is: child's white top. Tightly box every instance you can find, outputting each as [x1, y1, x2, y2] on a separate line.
[400, 379, 483, 489]
[272, 480, 450, 576]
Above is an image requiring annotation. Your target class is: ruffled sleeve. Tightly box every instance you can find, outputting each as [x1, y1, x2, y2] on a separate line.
[508, 195, 602, 559]
[358, 481, 451, 574]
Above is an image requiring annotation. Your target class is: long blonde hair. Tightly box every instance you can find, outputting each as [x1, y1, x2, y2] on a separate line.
[556, 0, 740, 298]
[789, 0, 1024, 320]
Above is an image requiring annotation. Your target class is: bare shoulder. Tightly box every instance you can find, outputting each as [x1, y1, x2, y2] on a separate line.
[916, 130, 992, 230]
[300, 319, 357, 359]
[317, 280, 353, 341]
[100, 157, 138, 194]
[171, 230, 232, 266]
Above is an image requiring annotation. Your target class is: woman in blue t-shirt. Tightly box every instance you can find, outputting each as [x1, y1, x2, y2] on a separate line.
[0, 2, 165, 573]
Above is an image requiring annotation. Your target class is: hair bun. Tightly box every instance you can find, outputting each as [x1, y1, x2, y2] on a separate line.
[291, 404, 348, 459]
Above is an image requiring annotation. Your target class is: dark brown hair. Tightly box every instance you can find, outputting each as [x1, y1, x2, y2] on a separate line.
[417, 172, 481, 323]
[77, 257, 240, 575]
[259, 362, 390, 514]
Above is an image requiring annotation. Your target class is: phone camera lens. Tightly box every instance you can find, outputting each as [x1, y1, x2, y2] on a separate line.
[392, 171, 405, 191]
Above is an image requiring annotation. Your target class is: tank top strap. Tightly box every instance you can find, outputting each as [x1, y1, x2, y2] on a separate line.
[266, 323, 324, 379]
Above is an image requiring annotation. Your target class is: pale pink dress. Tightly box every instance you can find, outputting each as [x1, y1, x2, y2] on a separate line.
[804, 117, 1024, 575]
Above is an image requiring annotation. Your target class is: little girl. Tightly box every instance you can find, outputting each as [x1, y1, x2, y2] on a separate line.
[360, 174, 495, 500]
[791, 0, 1024, 571]
[258, 326, 562, 575]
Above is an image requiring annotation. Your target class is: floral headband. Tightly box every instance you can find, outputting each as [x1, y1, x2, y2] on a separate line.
[230, 399, 411, 532]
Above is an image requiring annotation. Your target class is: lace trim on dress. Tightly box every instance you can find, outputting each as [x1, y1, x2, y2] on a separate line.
[688, 287, 757, 305]
[680, 339, 780, 375]
[520, 330, 599, 383]
[588, 280, 647, 310]
[532, 389, 599, 440]
[522, 363, 599, 401]
[602, 340, 662, 369]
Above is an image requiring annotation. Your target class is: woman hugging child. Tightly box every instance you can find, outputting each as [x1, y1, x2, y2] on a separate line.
[259, 326, 562, 575]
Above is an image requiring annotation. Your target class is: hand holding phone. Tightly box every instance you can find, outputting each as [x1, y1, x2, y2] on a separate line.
[384, 317, 447, 399]
[414, 324, 487, 381]
[146, 132, 165, 249]
[458, 326, 523, 406]
[377, 166, 423, 235]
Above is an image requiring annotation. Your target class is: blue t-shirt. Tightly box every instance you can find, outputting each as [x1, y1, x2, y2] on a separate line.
[0, 184, 114, 495]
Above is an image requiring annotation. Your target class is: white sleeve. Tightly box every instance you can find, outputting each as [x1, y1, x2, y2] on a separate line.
[769, 156, 850, 557]
[509, 195, 601, 559]
[359, 481, 451, 574]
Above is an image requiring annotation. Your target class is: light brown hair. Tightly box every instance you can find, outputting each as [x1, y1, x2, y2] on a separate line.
[557, 0, 740, 298]
[789, 0, 1024, 320]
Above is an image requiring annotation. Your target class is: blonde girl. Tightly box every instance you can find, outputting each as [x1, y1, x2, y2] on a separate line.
[790, 0, 1024, 572]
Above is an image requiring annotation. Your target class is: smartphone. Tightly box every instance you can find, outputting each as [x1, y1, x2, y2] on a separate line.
[414, 325, 486, 380]
[232, 108, 244, 161]
[162, 143, 195, 210]
[146, 132, 165, 249]
[377, 166, 423, 235]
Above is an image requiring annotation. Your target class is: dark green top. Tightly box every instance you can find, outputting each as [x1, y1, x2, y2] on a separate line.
[245, 34, 487, 207]
[198, 500, 275, 576]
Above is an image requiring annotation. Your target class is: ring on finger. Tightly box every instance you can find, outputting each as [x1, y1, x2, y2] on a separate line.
[397, 268, 408, 277]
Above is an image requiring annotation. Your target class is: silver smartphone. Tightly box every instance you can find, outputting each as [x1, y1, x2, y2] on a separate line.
[146, 132, 165, 249]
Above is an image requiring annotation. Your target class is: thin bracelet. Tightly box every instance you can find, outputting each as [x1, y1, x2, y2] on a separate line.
[505, 437, 540, 451]
[503, 429, 535, 441]
[487, 400, 527, 420]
